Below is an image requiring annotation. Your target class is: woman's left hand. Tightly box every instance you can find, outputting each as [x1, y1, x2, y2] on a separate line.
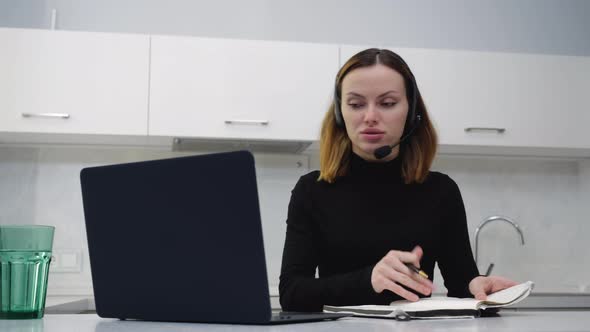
[468, 275, 519, 300]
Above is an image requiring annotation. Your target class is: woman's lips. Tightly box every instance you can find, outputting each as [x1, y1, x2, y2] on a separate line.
[360, 132, 385, 142]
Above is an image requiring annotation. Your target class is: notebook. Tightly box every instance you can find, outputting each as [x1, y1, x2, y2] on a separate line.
[324, 281, 534, 320]
[80, 150, 350, 324]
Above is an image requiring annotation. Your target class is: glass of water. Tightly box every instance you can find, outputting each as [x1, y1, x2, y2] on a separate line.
[0, 225, 54, 319]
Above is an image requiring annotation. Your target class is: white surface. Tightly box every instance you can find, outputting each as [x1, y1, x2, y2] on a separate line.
[0, 27, 589, 157]
[325, 282, 534, 316]
[43, 293, 590, 313]
[0, 28, 149, 135]
[433, 156, 588, 294]
[2, 0, 589, 57]
[305, 151, 590, 294]
[3, 312, 590, 332]
[0, 146, 307, 297]
[45, 296, 92, 308]
[50, 249, 83, 273]
[1, 146, 590, 296]
[149, 35, 338, 141]
[339, 45, 590, 156]
[341, 46, 590, 150]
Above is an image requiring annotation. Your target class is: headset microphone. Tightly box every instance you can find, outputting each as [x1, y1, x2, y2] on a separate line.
[373, 115, 422, 160]
[333, 49, 422, 160]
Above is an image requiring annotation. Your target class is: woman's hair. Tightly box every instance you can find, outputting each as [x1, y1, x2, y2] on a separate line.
[318, 48, 438, 184]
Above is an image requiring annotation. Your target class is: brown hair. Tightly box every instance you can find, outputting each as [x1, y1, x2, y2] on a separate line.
[318, 48, 438, 184]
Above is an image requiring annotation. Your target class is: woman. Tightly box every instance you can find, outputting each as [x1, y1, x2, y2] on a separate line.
[279, 48, 517, 312]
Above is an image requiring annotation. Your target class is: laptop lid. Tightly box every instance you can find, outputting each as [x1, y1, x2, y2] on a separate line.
[80, 151, 274, 324]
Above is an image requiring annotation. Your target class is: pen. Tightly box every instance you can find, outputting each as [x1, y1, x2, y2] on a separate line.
[405, 263, 429, 279]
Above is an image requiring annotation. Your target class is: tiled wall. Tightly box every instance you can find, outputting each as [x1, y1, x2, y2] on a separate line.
[309, 153, 589, 294]
[0, 146, 308, 296]
[431, 156, 588, 294]
[1, 146, 588, 297]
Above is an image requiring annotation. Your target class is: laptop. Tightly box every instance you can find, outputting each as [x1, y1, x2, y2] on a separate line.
[80, 150, 350, 324]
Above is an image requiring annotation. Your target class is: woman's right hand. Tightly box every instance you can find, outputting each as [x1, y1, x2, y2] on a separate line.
[370, 246, 434, 301]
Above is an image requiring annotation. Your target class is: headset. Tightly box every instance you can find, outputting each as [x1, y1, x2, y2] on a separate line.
[332, 50, 422, 158]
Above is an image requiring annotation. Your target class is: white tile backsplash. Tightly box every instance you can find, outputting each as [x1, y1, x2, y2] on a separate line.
[432, 156, 588, 294]
[1, 146, 589, 296]
[310, 153, 589, 294]
[0, 146, 308, 296]
[0, 146, 38, 225]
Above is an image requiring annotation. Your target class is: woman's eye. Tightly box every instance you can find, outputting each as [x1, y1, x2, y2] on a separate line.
[348, 103, 364, 110]
[382, 101, 397, 107]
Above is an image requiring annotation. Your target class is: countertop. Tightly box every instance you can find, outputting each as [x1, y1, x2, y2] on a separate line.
[3, 311, 590, 332]
[43, 293, 590, 314]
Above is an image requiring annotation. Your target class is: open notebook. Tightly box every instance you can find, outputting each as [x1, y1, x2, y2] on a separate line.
[324, 281, 534, 320]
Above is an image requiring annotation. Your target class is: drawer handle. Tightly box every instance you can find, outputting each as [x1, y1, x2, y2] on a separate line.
[224, 119, 269, 126]
[464, 127, 505, 133]
[22, 113, 71, 119]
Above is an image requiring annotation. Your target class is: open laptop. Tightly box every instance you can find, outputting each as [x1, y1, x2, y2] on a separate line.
[80, 150, 350, 324]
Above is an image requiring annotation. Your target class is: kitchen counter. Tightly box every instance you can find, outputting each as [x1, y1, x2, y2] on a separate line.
[514, 293, 590, 309]
[3, 311, 590, 332]
[44, 293, 590, 314]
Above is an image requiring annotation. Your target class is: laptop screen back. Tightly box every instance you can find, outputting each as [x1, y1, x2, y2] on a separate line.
[80, 151, 273, 323]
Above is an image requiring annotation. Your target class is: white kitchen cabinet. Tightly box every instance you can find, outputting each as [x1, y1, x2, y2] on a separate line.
[381, 47, 590, 150]
[149, 36, 339, 141]
[1, 28, 588, 156]
[0, 28, 149, 136]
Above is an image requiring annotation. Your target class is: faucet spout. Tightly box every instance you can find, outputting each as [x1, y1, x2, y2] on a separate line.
[474, 215, 525, 265]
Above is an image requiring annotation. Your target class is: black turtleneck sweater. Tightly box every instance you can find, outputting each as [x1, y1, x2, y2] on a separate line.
[278, 153, 480, 312]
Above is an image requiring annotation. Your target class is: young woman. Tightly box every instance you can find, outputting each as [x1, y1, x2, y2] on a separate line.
[279, 48, 517, 312]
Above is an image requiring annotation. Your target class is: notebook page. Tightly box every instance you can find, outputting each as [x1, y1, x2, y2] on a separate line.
[389, 297, 480, 311]
[483, 281, 534, 307]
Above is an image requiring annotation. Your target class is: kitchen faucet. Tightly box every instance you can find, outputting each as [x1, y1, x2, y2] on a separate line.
[474, 215, 525, 273]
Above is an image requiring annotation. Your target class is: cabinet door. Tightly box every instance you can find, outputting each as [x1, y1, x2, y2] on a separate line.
[149, 36, 339, 141]
[387, 47, 590, 150]
[0, 28, 149, 135]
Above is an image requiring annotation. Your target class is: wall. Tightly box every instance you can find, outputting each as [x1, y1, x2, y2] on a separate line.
[432, 156, 588, 294]
[578, 159, 590, 292]
[1, 0, 590, 56]
[1, 0, 589, 300]
[308, 153, 589, 294]
[0, 146, 308, 296]
[1, 146, 586, 296]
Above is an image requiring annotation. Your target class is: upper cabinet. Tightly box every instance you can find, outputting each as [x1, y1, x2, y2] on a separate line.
[149, 36, 339, 141]
[1, 28, 589, 156]
[377, 47, 590, 150]
[0, 28, 149, 135]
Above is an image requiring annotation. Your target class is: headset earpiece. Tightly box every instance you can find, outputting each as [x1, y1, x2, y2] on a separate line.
[403, 75, 419, 134]
[333, 85, 344, 128]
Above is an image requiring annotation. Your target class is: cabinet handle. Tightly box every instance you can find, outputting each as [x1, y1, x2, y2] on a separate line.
[22, 113, 70, 119]
[464, 127, 505, 133]
[224, 119, 269, 126]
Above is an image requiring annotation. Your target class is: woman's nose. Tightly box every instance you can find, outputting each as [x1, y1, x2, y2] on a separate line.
[363, 104, 378, 123]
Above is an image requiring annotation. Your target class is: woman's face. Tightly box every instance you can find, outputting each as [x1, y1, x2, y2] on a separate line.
[340, 64, 409, 162]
